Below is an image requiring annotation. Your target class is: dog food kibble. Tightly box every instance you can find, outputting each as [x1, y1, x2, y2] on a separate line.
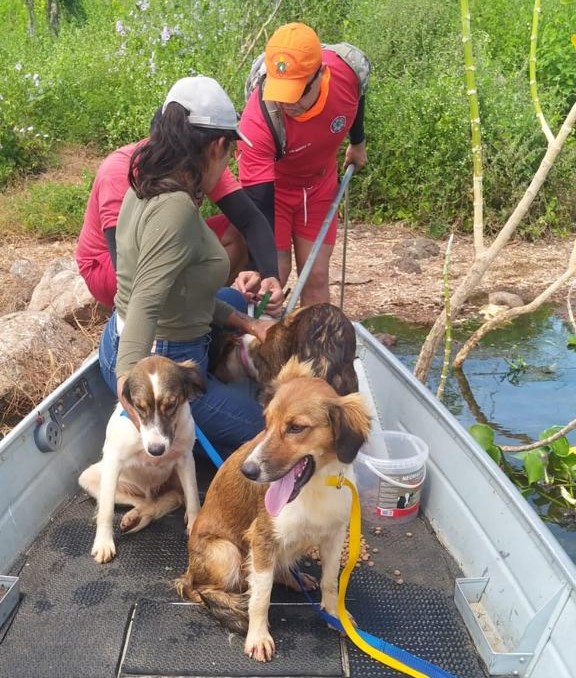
[307, 532, 373, 569]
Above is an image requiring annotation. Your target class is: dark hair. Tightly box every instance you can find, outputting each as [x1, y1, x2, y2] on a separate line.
[129, 102, 237, 200]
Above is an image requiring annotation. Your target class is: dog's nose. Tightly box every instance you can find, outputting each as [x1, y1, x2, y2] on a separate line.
[147, 443, 166, 457]
[241, 461, 261, 481]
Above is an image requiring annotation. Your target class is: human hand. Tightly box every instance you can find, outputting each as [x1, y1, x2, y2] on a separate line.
[344, 141, 367, 172]
[256, 277, 284, 317]
[233, 270, 261, 303]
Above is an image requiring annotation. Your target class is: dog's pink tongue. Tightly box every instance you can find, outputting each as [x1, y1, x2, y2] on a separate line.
[265, 473, 295, 517]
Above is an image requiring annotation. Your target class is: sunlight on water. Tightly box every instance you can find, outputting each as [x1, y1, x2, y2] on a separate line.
[363, 307, 576, 563]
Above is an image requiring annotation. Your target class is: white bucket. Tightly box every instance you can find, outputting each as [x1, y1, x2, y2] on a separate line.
[355, 429, 429, 525]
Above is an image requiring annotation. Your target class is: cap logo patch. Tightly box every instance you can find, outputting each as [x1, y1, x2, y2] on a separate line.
[330, 115, 347, 134]
[274, 55, 288, 75]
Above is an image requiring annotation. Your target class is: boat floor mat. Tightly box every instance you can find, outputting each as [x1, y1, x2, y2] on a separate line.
[119, 599, 346, 677]
[0, 462, 489, 678]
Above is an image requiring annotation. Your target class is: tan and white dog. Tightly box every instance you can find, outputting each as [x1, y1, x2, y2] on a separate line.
[176, 358, 372, 662]
[79, 355, 205, 564]
[210, 303, 359, 396]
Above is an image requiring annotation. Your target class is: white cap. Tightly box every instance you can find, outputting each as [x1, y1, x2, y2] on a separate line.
[162, 76, 252, 147]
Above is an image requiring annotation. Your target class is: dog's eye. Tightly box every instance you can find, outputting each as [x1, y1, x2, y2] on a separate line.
[286, 423, 307, 435]
[162, 400, 178, 415]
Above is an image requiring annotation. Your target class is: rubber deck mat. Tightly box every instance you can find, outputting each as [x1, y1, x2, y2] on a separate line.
[120, 599, 346, 677]
[0, 461, 488, 678]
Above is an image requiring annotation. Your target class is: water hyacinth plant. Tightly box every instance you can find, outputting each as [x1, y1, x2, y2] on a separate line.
[470, 423, 576, 524]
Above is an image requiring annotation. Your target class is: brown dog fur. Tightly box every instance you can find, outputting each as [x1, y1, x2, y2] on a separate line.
[210, 302, 358, 396]
[175, 358, 371, 662]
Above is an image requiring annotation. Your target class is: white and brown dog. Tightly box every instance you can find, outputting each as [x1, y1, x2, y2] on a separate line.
[210, 302, 359, 396]
[79, 355, 205, 564]
[176, 358, 371, 662]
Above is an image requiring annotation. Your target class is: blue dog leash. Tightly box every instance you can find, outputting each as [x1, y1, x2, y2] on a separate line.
[195, 425, 224, 468]
[119, 409, 224, 469]
[290, 567, 458, 678]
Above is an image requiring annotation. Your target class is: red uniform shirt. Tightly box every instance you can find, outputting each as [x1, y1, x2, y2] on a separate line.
[238, 49, 359, 191]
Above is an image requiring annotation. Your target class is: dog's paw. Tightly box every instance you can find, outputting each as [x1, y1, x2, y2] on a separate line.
[120, 508, 153, 534]
[91, 538, 116, 564]
[244, 633, 276, 662]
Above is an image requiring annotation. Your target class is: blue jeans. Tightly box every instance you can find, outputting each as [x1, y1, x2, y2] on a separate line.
[99, 291, 263, 460]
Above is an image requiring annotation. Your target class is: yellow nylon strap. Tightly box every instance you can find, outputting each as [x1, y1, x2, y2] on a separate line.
[326, 474, 428, 678]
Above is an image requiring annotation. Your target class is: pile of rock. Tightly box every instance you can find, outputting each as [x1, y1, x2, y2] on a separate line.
[0, 257, 106, 414]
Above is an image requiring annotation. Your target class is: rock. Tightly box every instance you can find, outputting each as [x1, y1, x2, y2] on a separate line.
[374, 332, 397, 348]
[393, 257, 422, 274]
[391, 237, 440, 260]
[488, 291, 524, 308]
[28, 256, 96, 326]
[0, 311, 92, 401]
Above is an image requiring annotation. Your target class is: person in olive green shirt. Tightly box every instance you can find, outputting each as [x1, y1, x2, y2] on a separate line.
[99, 75, 274, 457]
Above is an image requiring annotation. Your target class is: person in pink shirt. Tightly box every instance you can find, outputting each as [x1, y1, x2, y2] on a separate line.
[76, 138, 284, 313]
[237, 22, 369, 306]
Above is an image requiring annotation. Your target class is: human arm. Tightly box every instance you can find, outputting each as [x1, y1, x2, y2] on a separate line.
[344, 95, 368, 171]
[215, 188, 279, 280]
[115, 195, 196, 379]
[218, 306, 276, 343]
[104, 227, 117, 270]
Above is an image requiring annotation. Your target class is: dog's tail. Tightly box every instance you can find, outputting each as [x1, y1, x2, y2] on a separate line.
[175, 576, 248, 633]
[198, 587, 249, 634]
[174, 537, 248, 633]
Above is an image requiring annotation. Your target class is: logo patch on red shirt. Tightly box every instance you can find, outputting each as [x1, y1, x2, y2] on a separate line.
[330, 115, 347, 133]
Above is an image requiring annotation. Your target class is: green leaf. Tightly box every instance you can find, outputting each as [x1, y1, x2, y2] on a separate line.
[486, 444, 502, 464]
[469, 424, 495, 449]
[524, 451, 546, 485]
[540, 426, 570, 457]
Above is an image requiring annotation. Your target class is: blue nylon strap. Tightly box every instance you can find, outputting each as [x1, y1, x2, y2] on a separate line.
[121, 410, 225, 470]
[194, 425, 225, 469]
[291, 569, 460, 678]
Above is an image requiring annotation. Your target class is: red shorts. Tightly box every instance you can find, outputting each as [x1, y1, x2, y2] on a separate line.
[205, 214, 230, 239]
[274, 177, 339, 251]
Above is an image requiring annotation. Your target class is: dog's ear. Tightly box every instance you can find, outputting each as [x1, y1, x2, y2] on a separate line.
[121, 376, 134, 406]
[178, 360, 207, 399]
[328, 394, 372, 464]
[258, 381, 276, 408]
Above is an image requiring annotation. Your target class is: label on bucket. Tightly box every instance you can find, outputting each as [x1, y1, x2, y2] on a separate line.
[375, 468, 424, 520]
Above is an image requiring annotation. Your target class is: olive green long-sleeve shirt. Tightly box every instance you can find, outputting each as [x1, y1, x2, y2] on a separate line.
[114, 188, 233, 377]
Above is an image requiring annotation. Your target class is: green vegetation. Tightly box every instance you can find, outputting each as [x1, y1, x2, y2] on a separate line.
[0, 0, 574, 237]
[470, 423, 576, 524]
[0, 173, 93, 237]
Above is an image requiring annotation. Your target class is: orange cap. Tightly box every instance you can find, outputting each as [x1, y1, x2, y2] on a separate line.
[263, 23, 322, 104]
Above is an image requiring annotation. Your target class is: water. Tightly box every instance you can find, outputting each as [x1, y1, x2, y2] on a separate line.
[363, 307, 576, 563]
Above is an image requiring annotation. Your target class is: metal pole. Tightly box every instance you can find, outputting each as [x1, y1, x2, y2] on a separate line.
[285, 163, 355, 315]
[339, 178, 350, 310]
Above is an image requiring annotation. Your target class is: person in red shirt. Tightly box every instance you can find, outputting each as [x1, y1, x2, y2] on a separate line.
[237, 22, 368, 306]
[76, 140, 284, 313]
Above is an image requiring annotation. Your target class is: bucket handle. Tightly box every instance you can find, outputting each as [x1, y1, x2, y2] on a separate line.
[364, 459, 426, 490]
